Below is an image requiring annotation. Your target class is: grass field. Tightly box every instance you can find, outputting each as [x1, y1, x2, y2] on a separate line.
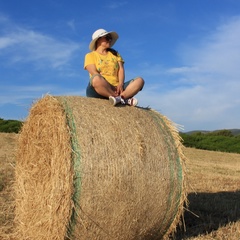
[0, 133, 239, 239]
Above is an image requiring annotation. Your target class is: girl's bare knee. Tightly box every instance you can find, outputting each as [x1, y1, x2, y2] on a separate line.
[91, 75, 105, 87]
[136, 77, 145, 88]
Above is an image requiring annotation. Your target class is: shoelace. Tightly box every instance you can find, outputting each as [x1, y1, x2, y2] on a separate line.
[120, 97, 126, 105]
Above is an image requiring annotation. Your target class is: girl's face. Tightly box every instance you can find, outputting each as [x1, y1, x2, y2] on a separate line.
[96, 34, 112, 49]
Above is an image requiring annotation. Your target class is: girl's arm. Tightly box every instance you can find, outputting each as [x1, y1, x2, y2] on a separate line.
[85, 64, 100, 76]
[116, 61, 125, 94]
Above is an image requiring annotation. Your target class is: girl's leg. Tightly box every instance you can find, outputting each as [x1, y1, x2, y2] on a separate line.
[91, 75, 118, 98]
[121, 77, 145, 99]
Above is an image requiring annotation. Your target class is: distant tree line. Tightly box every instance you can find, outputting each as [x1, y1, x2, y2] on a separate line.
[0, 118, 22, 133]
[180, 130, 240, 154]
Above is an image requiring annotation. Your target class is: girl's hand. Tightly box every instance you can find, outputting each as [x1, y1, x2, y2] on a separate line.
[116, 83, 123, 95]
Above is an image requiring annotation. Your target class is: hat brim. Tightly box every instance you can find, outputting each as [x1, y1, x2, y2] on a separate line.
[89, 31, 119, 51]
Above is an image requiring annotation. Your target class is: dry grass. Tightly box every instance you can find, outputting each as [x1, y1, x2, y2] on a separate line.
[172, 147, 240, 240]
[0, 133, 17, 239]
[0, 133, 239, 239]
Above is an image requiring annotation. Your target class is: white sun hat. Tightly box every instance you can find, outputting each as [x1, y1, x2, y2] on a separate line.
[89, 29, 119, 51]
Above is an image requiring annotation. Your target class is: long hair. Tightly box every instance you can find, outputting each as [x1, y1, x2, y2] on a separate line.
[106, 48, 118, 56]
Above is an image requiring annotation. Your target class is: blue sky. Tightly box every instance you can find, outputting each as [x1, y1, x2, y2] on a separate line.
[1, 0, 240, 131]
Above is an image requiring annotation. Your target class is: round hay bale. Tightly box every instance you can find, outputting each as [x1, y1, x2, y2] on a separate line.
[15, 95, 186, 240]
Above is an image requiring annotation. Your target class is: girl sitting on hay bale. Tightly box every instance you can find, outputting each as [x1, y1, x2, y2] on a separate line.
[84, 28, 144, 106]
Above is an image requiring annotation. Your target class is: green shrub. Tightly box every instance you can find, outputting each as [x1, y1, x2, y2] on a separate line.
[180, 131, 240, 154]
[0, 118, 22, 133]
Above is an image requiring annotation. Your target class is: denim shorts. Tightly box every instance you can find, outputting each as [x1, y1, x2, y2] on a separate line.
[86, 78, 137, 99]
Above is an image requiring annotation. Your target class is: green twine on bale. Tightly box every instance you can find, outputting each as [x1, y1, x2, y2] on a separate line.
[146, 109, 183, 236]
[61, 98, 82, 239]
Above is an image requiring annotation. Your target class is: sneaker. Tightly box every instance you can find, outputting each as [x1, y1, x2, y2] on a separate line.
[109, 96, 121, 106]
[121, 97, 138, 106]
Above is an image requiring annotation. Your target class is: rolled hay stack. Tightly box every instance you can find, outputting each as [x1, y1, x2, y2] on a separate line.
[15, 95, 186, 240]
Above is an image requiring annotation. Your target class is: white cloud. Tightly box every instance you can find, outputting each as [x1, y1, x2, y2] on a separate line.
[0, 85, 55, 105]
[139, 16, 240, 131]
[181, 16, 240, 79]
[0, 18, 81, 69]
[67, 19, 76, 31]
[0, 15, 86, 119]
[0, 36, 17, 48]
[106, 1, 128, 9]
[167, 66, 199, 74]
[0, 84, 86, 107]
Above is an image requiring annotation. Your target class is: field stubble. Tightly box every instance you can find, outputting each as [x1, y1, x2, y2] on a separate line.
[0, 133, 239, 239]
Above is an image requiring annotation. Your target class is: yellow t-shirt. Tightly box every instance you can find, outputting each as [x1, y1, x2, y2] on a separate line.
[84, 51, 124, 86]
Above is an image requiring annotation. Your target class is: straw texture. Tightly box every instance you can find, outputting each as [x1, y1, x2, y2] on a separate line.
[15, 96, 73, 239]
[15, 95, 186, 240]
